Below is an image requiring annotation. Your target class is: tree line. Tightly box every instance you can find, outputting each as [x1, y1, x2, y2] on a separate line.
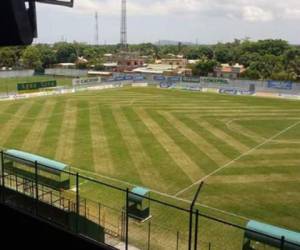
[0, 39, 299, 81]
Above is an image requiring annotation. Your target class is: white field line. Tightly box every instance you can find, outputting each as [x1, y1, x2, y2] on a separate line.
[225, 118, 300, 127]
[174, 120, 300, 197]
[70, 166, 251, 221]
[70, 180, 89, 191]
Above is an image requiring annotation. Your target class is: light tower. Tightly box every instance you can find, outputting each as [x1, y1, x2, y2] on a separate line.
[95, 12, 99, 45]
[120, 0, 127, 50]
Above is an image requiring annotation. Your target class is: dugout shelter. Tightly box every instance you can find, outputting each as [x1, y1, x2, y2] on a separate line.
[2, 149, 70, 190]
[128, 187, 151, 222]
[243, 220, 300, 250]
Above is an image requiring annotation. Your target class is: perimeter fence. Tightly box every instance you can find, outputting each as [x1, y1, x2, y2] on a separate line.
[0, 150, 299, 250]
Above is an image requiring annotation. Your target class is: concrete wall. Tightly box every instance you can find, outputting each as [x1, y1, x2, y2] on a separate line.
[0, 70, 34, 78]
[45, 68, 88, 77]
[198, 78, 300, 95]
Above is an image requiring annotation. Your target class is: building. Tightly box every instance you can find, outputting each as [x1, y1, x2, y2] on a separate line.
[103, 53, 114, 62]
[87, 71, 113, 77]
[103, 62, 118, 72]
[116, 52, 144, 72]
[132, 56, 192, 76]
[188, 59, 200, 65]
[132, 64, 174, 75]
[214, 63, 245, 79]
[102, 52, 144, 72]
[54, 63, 76, 69]
[132, 63, 192, 76]
[160, 58, 188, 68]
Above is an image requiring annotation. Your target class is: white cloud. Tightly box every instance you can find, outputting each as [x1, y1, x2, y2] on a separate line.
[73, 0, 204, 16]
[70, 0, 300, 21]
[242, 6, 274, 22]
[283, 8, 300, 20]
[35, 0, 300, 44]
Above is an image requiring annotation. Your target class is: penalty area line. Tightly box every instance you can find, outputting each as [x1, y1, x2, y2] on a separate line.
[174, 120, 300, 197]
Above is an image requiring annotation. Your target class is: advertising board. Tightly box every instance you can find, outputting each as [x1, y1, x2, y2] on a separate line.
[182, 76, 200, 83]
[17, 80, 57, 91]
[72, 77, 101, 86]
[267, 81, 293, 90]
[133, 75, 146, 82]
[201, 77, 229, 84]
[153, 75, 166, 81]
[219, 88, 255, 96]
[167, 76, 181, 82]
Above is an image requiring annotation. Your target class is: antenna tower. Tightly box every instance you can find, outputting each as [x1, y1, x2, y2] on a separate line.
[95, 12, 99, 45]
[120, 0, 127, 49]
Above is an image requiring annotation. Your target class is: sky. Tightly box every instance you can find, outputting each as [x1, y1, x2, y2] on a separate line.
[35, 0, 300, 45]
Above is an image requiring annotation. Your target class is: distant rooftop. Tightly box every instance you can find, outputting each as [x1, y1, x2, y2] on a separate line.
[132, 64, 175, 74]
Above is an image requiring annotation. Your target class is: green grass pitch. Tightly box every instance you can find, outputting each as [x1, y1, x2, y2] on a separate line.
[0, 85, 299, 248]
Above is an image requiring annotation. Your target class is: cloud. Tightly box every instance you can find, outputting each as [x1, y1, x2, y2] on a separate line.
[242, 6, 274, 22]
[39, 0, 300, 22]
[35, 0, 300, 44]
[73, 0, 204, 16]
[57, 0, 300, 21]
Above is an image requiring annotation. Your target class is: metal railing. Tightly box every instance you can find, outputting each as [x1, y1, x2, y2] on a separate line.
[0, 150, 299, 250]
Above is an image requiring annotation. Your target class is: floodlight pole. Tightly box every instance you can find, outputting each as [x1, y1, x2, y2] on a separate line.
[188, 182, 204, 250]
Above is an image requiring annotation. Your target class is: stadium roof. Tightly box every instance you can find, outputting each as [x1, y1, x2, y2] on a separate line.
[5, 149, 68, 172]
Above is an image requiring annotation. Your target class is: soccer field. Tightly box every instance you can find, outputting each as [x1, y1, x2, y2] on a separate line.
[0, 86, 299, 247]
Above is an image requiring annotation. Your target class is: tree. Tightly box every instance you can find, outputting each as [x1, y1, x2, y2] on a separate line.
[240, 39, 290, 56]
[286, 56, 300, 80]
[245, 54, 284, 80]
[271, 71, 297, 81]
[192, 59, 218, 76]
[35, 44, 57, 68]
[214, 46, 234, 63]
[240, 69, 260, 80]
[21, 46, 42, 69]
[54, 42, 77, 63]
[186, 46, 214, 60]
[0, 47, 18, 67]
[237, 52, 261, 67]
[82, 47, 98, 60]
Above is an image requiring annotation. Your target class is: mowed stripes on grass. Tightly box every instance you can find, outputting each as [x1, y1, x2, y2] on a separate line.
[0, 88, 299, 231]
